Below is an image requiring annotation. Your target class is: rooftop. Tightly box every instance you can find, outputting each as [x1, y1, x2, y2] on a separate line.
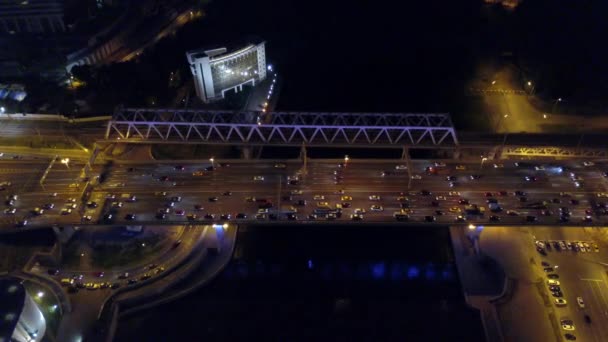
[0, 277, 26, 342]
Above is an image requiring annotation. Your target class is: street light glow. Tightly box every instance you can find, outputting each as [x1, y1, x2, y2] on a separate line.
[527, 81, 532, 86]
[468, 224, 476, 230]
[37, 291, 44, 298]
[0, 106, 4, 113]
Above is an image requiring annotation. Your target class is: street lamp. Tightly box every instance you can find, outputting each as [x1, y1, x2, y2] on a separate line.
[36, 291, 44, 298]
[526, 81, 535, 95]
[552, 98, 563, 115]
[0, 107, 4, 114]
[344, 155, 349, 167]
[480, 157, 488, 170]
[209, 157, 215, 168]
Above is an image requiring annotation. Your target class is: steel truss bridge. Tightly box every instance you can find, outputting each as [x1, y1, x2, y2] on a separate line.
[105, 108, 459, 147]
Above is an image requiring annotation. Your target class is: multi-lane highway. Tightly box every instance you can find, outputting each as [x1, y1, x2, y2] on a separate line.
[1, 157, 608, 228]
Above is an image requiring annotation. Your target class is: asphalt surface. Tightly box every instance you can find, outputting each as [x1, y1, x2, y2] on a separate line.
[528, 226, 608, 342]
[2, 158, 608, 228]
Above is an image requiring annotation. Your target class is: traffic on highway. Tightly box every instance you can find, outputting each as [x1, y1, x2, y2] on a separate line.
[1, 157, 608, 228]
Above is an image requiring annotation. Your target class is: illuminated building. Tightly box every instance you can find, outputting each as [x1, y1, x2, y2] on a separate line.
[186, 41, 267, 103]
[0, 277, 46, 342]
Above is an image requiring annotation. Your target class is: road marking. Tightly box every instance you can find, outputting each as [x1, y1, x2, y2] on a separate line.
[580, 278, 603, 282]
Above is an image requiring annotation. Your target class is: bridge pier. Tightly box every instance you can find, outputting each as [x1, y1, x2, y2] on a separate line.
[241, 147, 252, 160]
[299, 143, 308, 176]
[453, 147, 461, 160]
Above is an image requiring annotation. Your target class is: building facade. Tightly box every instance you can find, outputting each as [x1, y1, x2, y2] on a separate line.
[0, 277, 46, 342]
[186, 41, 267, 103]
[0, 0, 65, 34]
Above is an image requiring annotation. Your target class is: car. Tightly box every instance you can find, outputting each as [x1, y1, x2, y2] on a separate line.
[156, 213, 166, 220]
[411, 174, 422, 180]
[86, 201, 98, 208]
[489, 215, 500, 222]
[435, 196, 447, 201]
[547, 279, 561, 286]
[455, 215, 466, 222]
[549, 285, 561, 292]
[370, 205, 384, 212]
[253, 176, 264, 181]
[555, 298, 567, 306]
[576, 297, 585, 308]
[470, 174, 482, 180]
[223, 191, 233, 196]
[540, 209, 552, 216]
[174, 165, 185, 171]
[158, 176, 170, 182]
[86, 283, 101, 290]
[61, 208, 72, 215]
[493, 163, 504, 168]
[506, 210, 519, 216]
[236, 213, 247, 219]
[552, 290, 563, 297]
[82, 215, 93, 222]
[274, 163, 287, 169]
[354, 208, 366, 215]
[317, 201, 329, 207]
[548, 274, 559, 279]
[395, 165, 407, 170]
[174, 209, 185, 216]
[449, 207, 461, 213]
[140, 273, 152, 281]
[569, 199, 579, 205]
[560, 319, 575, 331]
[204, 214, 215, 220]
[47, 269, 60, 276]
[291, 190, 303, 195]
[458, 198, 469, 205]
[583, 215, 593, 222]
[446, 176, 457, 181]
[313, 195, 325, 200]
[350, 214, 363, 221]
[186, 213, 198, 221]
[448, 191, 461, 196]
[220, 214, 231, 220]
[205, 166, 215, 172]
[424, 216, 436, 222]
[208, 197, 219, 202]
[524, 175, 538, 182]
[4, 208, 16, 215]
[340, 195, 352, 201]
[194, 204, 204, 211]
[369, 195, 381, 201]
[455, 165, 466, 170]
[110, 283, 121, 290]
[583, 161, 595, 166]
[584, 315, 591, 324]
[125, 214, 136, 220]
[127, 279, 138, 285]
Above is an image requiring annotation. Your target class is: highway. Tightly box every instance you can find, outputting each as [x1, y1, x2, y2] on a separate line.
[1, 157, 608, 228]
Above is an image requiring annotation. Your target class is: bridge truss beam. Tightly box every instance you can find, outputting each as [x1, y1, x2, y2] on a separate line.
[106, 109, 459, 147]
[502, 146, 608, 158]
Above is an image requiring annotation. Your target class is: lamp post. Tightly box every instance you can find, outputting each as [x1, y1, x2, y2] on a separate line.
[551, 98, 563, 115]
[526, 81, 535, 95]
[209, 157, 215, 169]
[480, 157, 488, 170]
[344, 155, 349, 168]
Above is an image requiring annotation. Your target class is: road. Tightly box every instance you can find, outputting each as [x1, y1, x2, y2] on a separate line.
[1, 158, 608, 229]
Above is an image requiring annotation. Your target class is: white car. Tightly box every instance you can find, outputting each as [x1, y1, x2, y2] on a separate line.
[597, 193, 608, 198]
[370, 205, 384, 212]
[368, 195, 381, 201]
[560, 320, 575, 331]
[313, 195, 325, 200]
[253, 176, 264, 181]
[290, 190, 303, 195]
[435, 196, 447, 201]
[434, 162, 446, 167]
[448, 191, 460, 196]
[554, 298, 567, 306]
[576, 297, 585, 308]
[354, 208, 366, 215]
[61, 209, 72, 215]
[411, 174, 422, 180]
[547, 279, 560, 286]
[493, 163, 504, 168]
[395, 165, 407, 170]
[4, 208, 16, 215]
[583, 161, 595, 166]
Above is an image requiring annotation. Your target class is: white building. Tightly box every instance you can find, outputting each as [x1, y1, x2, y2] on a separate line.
[186, 41, 267, 103]
[0, 277, 46, 342]
[0, 0, 65, 34]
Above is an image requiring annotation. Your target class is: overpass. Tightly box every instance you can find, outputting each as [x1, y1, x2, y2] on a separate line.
[1, 110, 608, 158]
